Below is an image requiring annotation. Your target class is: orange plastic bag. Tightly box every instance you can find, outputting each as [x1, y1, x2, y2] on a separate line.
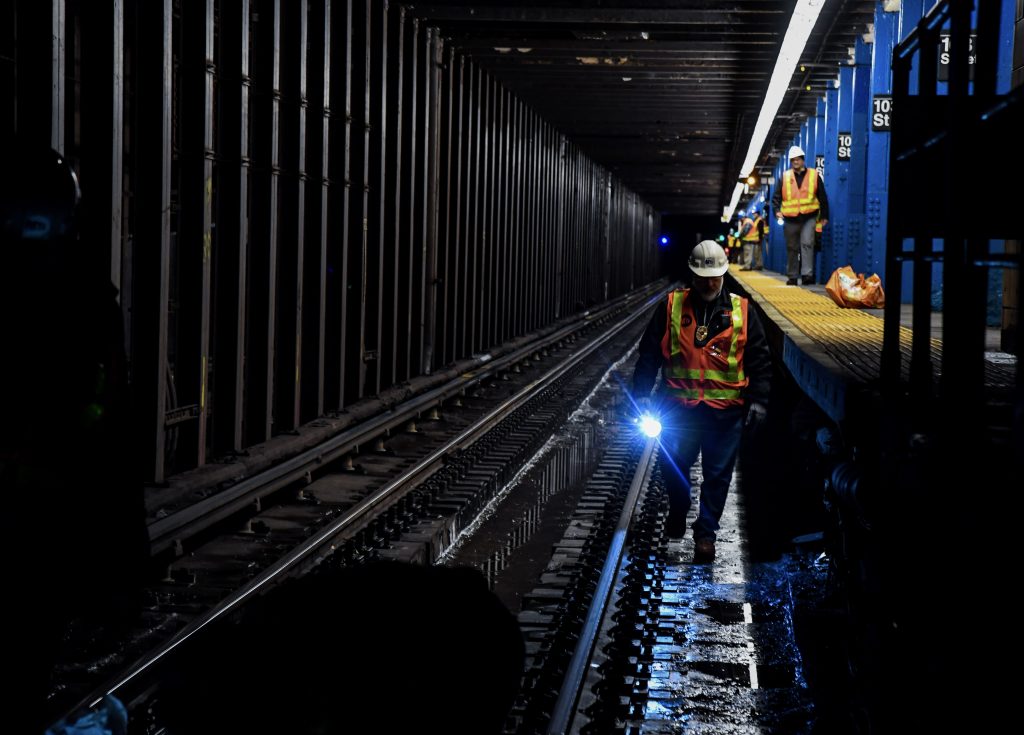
[825, 266, 886, 308]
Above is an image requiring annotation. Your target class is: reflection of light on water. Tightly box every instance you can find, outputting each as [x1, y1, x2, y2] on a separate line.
[568, 342, 639, 423]
[744, 602, 758, 689]
[644, 700, 677, 718]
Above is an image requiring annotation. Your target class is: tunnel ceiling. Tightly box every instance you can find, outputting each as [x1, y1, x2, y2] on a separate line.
[409, 0, 877, 216]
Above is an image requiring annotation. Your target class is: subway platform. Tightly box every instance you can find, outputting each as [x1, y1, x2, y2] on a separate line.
[726, 264, 1016, 427]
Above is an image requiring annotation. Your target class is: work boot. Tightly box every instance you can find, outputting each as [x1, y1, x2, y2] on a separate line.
[785, 277, 798, 285]
[802, 276, 815, 285]
[693, 537, 716, 562]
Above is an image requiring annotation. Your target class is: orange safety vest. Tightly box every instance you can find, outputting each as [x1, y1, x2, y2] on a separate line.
[741, 217, 760, 242]
[780, 168, 820, 217]
[659, 289, 749, 409]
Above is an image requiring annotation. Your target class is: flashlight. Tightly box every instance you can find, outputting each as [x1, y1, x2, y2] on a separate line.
[638, 413, 662, 439]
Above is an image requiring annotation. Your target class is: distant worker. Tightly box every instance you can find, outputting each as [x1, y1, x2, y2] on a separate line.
[631, 241, 771, 562]
[729, 217, 744, 263]
[738, 209, 765, 271]
[0, 144, 148, 732]
[771, 145, 829, 285]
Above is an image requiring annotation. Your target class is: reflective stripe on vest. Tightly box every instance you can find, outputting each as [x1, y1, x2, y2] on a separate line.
[663, 387, 744, 400]
[780, 168, 820, 217]
[660, 290, 749, 408]
[741, 217, 759, 242]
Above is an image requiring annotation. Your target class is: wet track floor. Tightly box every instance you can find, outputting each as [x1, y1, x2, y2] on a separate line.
[637, 464, 815, 734]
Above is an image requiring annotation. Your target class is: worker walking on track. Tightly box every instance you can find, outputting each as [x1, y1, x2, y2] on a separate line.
[771, 146, 829, 285]
[631, 241, 771, 562]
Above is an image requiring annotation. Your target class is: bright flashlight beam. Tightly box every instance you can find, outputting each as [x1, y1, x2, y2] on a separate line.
[723, 0, 828, 222]
[639, 414, 662, 439]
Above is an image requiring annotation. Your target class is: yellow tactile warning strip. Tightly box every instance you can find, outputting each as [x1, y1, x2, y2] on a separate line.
[729, 265, 1015, 390]
[728, 264, 924, 384]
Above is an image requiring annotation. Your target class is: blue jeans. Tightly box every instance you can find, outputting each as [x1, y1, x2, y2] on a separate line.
[657, 402, 744, 541]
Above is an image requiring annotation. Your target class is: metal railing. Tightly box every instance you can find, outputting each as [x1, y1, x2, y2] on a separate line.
[882, 0, 1021, 425]
[149, 280, 667, 555]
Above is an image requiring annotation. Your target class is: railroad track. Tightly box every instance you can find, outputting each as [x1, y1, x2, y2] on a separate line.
[506, 427, 665, 735]
[48, 282, 671, 731]
[507, 424, 813, 735]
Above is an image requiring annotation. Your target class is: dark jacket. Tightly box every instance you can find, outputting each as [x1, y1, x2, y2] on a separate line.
[632, 288, 771, 407]
[771, 168, 830, 223]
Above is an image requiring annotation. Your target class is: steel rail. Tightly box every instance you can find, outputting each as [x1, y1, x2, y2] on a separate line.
[148, 280, 666, 554]
[64, 283, 671, 722]
[546, 436, 658, 735]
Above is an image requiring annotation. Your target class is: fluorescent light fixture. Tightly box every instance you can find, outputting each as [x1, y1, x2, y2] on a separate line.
[723, 182, 744, 221]
[723, 0, 828, 221]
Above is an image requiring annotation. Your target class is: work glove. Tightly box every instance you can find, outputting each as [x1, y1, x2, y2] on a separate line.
[744, 402, 767, 432]
[635, 396, 653, 416]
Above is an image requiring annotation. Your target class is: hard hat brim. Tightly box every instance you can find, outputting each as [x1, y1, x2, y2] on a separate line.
[689, 262, 729, 278]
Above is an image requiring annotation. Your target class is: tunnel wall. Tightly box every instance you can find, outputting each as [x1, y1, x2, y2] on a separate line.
[0, 0, 660, 482]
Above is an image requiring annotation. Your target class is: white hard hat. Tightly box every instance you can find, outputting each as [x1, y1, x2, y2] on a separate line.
[788, 145, 806, 160]
[688, 240, 729, 278]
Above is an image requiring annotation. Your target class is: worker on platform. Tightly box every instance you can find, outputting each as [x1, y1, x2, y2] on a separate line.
[771, 145, 829, 285]
[738, 209, 765, 271]
[631, 241, 771, 562]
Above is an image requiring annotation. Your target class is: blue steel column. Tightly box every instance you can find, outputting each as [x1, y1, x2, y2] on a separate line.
[815, 98, 826, 158]
[994, 0, 1015, 339]
[831, 64, 853, 270]
[866, 4, 899, 280]
[983, 0, 1015, 329]
[996, 0, 1015, 93]
[769, 155, 785, 272]
[848, 37, 871, 274]
[897, 0, 926, 304]
[898, 0, 926, 92]
[822, 86, 839, 276]
[812, 97, 826, 277]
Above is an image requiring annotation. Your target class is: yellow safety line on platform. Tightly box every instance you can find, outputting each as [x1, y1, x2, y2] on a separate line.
[728, 264, 939, 381]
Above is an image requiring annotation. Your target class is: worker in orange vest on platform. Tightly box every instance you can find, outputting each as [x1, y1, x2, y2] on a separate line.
[738, 210, 765, 271]
[771, 145, 830, 286]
